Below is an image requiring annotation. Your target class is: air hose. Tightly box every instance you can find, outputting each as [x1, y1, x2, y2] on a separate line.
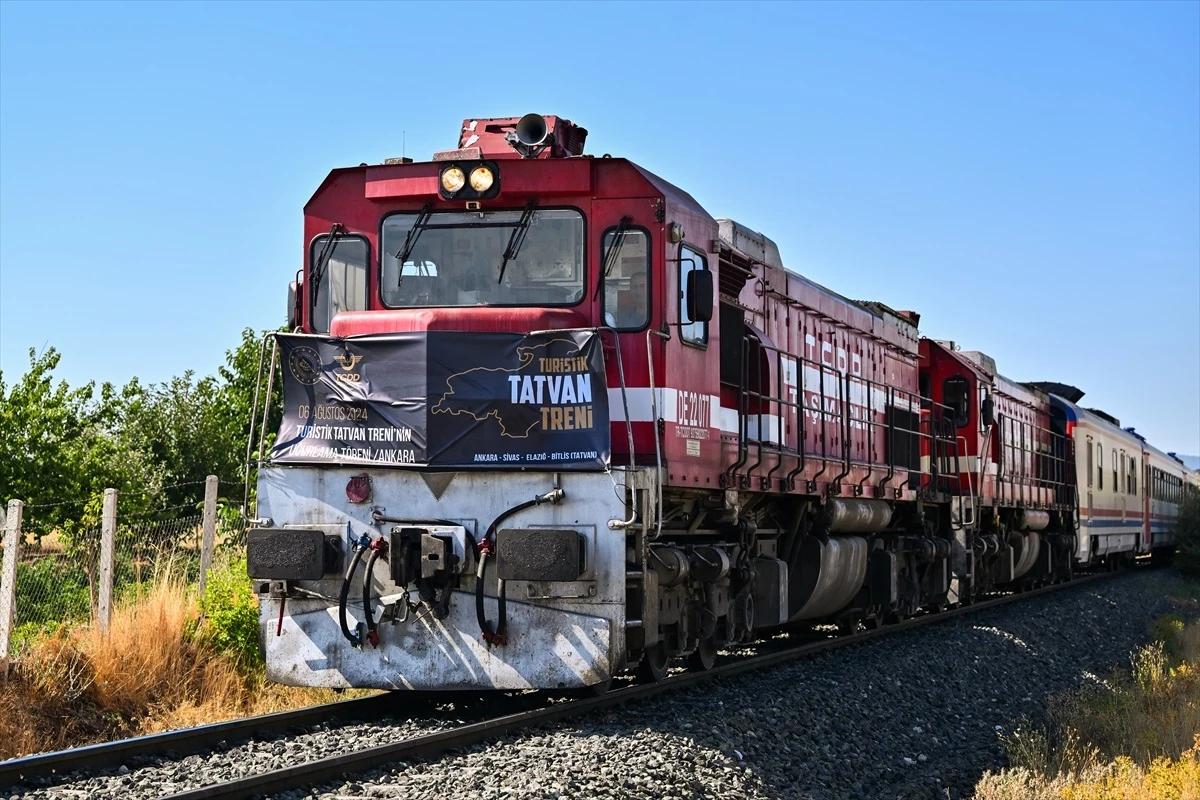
[476, 488, 565, 646]
[361, 537, 389, 648]
[338, 536, 370, 648]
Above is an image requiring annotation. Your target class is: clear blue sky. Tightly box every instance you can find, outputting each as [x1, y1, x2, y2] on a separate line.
[1, 1, 1197, 454]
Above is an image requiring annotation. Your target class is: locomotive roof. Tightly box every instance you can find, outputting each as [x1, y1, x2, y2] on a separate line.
[929, 341, 1047, 409]
[627, 161, 919, 347]
[713, 216, 909, 327]
[1051, 395, 1146, 449]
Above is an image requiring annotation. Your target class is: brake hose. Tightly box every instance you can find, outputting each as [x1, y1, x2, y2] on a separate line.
[338, 536, 370, 647]
[476, 489, 565, 645]
[361, 538, 389, 648]
[475, 543, 507, 646]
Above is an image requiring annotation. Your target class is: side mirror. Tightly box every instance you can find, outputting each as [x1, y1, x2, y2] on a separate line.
[981, 392, 995, 427]
[685, 269, 714, 323]
[287, 280, 300, 329]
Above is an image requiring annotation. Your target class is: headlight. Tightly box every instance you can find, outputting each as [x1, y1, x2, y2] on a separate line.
[437, 160, 500, 200]
[469, 165, 495, 193]
[441, 166, 466, 194]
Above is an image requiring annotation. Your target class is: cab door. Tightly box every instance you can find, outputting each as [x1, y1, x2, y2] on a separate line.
[661, 215, 721, 484]
[592, 197, 658, 465]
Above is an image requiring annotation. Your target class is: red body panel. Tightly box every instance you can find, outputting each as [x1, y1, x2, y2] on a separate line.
[331, 307, 587, 336]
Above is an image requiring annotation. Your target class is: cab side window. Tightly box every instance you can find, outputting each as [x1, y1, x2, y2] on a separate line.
[311, 235, 369, 334]
[679, 244, 709, 345]
[601, 228, 650, 331]
[942, 376, 970, 429]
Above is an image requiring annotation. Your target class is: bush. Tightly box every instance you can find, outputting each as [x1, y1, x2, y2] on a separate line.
[975, 742, 1200, 800]
[196, 555, 261, 671]
[1175, 490, 1200, 579]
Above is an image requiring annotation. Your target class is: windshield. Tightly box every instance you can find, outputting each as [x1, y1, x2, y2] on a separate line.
[381, 209, 584, 308]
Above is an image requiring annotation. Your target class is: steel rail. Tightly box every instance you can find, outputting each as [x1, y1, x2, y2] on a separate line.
[148, 571, 1121, 800]
[0, 690, 473, 786]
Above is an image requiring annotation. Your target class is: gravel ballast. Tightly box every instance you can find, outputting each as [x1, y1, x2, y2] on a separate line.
[6, 569, 1186, 800]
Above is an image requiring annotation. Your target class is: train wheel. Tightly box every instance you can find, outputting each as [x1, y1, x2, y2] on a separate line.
[687, 638, 718, 671]
[637, 642, 670, 683]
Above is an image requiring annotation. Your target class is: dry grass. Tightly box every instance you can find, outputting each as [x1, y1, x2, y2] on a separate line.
[974, 740, 1200, 800]
[973, 583, 1200, 800]
[0, 573, 368, 759]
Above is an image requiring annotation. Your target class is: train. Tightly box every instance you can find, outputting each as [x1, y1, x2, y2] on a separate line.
[245, 113, 1192, 691]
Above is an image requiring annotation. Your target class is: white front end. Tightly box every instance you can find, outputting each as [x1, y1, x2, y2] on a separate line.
[255, 467, 631, 690]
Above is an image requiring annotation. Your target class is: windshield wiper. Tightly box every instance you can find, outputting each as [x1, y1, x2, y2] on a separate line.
[394, 204, 433, 288]
[311, 223, 345, 306]
[593, 215, 631, 299]
[496, 201, 537, 285]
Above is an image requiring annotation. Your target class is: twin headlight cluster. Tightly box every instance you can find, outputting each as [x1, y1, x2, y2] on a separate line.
[439, 161, 501, 200]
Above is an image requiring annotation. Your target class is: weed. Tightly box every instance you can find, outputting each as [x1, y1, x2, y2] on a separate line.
[974, 607, 1200, 799]
[196, 554, 262, 670]
[975, 739, 1200, 800]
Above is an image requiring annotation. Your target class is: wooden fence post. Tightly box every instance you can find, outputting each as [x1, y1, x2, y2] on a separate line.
[0, 500, 23, 679]
[98, 488, 117, 633]
[199, 475, 218, 594]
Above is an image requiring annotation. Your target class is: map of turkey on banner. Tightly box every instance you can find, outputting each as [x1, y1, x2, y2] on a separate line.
[426, 330, 609, 468]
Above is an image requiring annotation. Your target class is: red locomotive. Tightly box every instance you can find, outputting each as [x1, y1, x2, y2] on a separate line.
[244, 114, 1168, 691]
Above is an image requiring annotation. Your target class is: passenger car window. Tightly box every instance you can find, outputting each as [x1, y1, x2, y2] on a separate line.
[1086, 439, 1093, 487]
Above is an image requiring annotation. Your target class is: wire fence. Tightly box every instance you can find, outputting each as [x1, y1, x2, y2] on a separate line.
[1, 479, 250, 660]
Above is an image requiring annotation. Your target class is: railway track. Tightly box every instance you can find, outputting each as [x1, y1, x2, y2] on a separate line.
[1, 571, 1121, 798]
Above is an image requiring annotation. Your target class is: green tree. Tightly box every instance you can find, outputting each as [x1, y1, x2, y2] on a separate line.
[0, 330, 282, 535]
[218, 327, 283, 464]
[0, 348, 157, 538]
[109, 327, 282, 511]
[214, 327, 283, 516]
[116, 372, 241, 508]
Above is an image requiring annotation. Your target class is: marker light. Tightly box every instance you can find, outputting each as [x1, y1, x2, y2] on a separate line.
[440, 166, 466, 194]
[346, 474, 371, 504]
[469, 165, 495, 193]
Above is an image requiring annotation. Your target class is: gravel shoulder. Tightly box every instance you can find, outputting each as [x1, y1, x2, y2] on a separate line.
[6, 569, 1184, 800]
[284, 570, 1184, 800]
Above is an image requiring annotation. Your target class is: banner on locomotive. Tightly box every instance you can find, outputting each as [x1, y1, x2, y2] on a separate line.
[271, 330, 610, 470]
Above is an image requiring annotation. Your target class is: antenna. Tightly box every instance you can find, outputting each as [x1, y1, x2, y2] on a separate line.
[402, 131, 406, 159]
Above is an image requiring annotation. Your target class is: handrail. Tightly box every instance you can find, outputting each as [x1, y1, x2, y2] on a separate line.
[242, 332, 274, 522]
[645, 328, 670, 540]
